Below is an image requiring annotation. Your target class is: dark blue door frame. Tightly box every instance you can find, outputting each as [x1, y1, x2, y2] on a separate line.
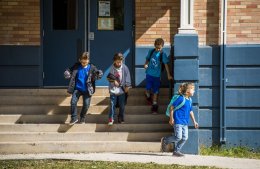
[42, 0, 86, 87]
[42, 0, 134, 87]
[88, 0, 134, 86]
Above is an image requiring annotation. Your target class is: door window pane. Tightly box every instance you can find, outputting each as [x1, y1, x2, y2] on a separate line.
[53, 0, 77, 30]
[98, 0, 124, 30]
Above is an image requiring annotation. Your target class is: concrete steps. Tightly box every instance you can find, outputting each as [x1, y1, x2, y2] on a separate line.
[0, 132, 171, 142]
[0, 105, 167, 115]
[0, 142, 161, 154]
[0, 95, 169, 105]
[0, 124, 170, 132]
[0, 114, 169, 124]
[0, 88, 172, 154]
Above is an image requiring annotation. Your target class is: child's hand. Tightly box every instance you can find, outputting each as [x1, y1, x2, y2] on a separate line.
[194, 122, 199, 129]
[167, 74, 173, 80]
[124, 87, 129, 93]
[144, 64, 148, 69]
[114, 80, 120, 87]
[169, 118, 174, 126]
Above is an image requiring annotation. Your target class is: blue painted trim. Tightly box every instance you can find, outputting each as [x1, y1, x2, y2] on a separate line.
[199, 44, 260, 148]
[0, 45, 41, 87]
[174, 34, 198, 57]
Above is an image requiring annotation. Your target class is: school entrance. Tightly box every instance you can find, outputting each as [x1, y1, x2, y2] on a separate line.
[42, 0, 134, 86]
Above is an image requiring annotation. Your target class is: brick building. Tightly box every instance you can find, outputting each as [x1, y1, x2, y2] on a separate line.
[0, 0, 259, 153]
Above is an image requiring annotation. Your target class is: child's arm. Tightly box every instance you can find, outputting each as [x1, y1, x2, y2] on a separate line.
[144, 60, 149, 69]
[164, 63, 173, 80]
[169, 106, 174, 126]
[92, 65, 103, 80]
[190, 111, 199, 128]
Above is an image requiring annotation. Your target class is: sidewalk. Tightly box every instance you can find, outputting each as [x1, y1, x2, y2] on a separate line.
[1, 152, 260, 169]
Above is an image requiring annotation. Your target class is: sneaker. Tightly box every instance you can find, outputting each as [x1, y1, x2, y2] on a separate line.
[79, 117, 85, 124]
[108, 118, 114, 126]
[160, 137, 167, 152]
[173, 151, 185, 157]
[151, 104, 158, 114]
[118, 116, 125, 124]
[69, 118, 78, 125]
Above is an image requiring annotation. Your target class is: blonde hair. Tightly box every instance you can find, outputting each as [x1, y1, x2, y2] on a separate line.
[178, 82, 195, 95]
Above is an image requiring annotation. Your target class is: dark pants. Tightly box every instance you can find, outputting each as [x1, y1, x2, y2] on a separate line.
[70, 90, 91, 120]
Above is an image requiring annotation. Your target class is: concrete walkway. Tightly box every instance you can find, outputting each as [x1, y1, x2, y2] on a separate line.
[1, 153, 260, 169]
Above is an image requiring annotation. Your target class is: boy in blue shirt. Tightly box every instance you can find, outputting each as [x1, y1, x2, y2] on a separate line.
[161, 83, 199, 156]
[64, 52, 103, 125]
[144, 38, 172, 113]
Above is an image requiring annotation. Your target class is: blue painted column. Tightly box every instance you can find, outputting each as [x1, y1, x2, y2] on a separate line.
[173, 34, 199, 154]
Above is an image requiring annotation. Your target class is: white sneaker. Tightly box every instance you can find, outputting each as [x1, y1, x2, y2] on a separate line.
[108, 119, 114, 126]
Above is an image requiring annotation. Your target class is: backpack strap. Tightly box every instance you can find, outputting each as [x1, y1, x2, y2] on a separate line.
[148, 48, 163, 62]
[174, 95, 186, 111]
[148, 48, 156, 61]
[165, 94, 186, 117]
[148, 49, 164, 73]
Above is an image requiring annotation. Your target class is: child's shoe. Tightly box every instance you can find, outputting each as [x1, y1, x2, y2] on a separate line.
[151, 104, 158, 114]
[79, 117, 85, 124]
[118, 116, 125, 124]
[173, 151, 185, 157]
[160, 137, 167, 152]
[69, 118, 78, 125]
[108, 118, 114, 126]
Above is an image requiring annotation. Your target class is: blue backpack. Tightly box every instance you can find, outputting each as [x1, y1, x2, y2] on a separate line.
[165, 94, 187, 117]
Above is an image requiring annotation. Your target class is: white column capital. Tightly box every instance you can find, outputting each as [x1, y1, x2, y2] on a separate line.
[178, 0, 197, 34]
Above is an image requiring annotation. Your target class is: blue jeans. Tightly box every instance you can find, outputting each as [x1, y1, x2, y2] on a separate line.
[164, 124, 188, 152]
[109, 93, 125, 121]
[70, 90, 91, 120]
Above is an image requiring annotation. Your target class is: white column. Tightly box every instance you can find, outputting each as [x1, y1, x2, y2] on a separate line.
[178, 0, 197, 34]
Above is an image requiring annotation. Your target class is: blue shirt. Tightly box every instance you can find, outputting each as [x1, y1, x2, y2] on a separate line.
[172, 95, 192, 125]
[145, 49, 169, 77]
[76, 64, 90, 92]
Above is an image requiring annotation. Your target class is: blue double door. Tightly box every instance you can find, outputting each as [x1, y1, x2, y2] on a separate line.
[43, 0, 134, 86]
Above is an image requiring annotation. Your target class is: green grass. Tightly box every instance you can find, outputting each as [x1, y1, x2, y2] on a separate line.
[0, 160, 219, 169]
[200, 145, 260, 159]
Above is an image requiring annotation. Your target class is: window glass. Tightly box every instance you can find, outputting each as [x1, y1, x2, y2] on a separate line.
[53, 0, 77, 30]
[98, 0, 124, 30]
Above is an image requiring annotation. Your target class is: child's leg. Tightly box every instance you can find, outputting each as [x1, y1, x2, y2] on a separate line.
[152, 93, 158, 105]
[108, 94, 117, 124]
[151, 77, 160, 113]
[161, 124, 181, 152]
[80, 93, 91, 119]
[145, 75, 153, 104]
[70, 90, 81, 123]
[175, 125, 188, 153]
[118, 93, 126, 122]
[164, 124, 182, 144]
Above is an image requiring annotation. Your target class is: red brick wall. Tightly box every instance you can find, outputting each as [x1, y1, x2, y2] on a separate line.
[0, 0, 259, 46]
[227, 0, 260, 44]
[135, 0, 180, 46]
[194, 0, 221, 46]
[137, 0, 260, 46]
[0, 0, 40, 45]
